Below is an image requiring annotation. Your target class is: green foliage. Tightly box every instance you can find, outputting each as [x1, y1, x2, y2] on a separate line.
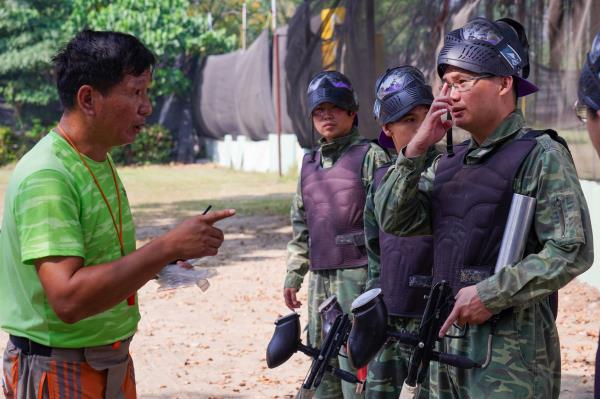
[111, 124, 174, 166]
[0, 0, 236, 123]
[0, 126, 18, 165]
[0, 0, 72, 111]
[195, 0, 303, 48]
[0, 120, 50, 166]
[68, 0, 236, 97]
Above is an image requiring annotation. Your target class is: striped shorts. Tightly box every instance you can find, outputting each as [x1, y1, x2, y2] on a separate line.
[2, 338, 136, 399]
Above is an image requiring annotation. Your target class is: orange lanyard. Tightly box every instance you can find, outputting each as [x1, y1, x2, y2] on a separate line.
[56, 125, 135, 306]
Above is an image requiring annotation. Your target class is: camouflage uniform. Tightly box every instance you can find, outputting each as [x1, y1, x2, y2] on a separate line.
[286, 128, 390, 398]
[364, 150, 438, 399]
[373, 111, 594, 399]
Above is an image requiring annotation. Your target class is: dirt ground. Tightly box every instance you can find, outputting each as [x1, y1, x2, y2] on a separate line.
[128, 212, 599, 399]
[0, 164, 598, 398]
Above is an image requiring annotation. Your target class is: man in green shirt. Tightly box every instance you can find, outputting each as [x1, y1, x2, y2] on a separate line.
[283, 70, 389, 398]
[1, 30, 233, 398]
[374, 17, 593, 398]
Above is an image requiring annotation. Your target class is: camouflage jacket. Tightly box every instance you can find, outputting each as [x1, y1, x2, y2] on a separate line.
[373, 111, 594, 314]
[285, 128, 390, 290]
[365, 146, 440, 291]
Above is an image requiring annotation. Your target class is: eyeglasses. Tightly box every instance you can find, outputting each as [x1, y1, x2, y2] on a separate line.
[440, 74, 495, 93]
[574, 100, 589, 124]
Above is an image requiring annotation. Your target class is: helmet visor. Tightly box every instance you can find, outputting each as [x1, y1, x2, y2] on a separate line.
[461, 20, 503, 45]
[376, 72, 410, 100]
[307, 74, 352, 94]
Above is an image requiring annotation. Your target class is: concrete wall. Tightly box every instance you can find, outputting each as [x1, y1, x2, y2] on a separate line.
[579, 180, 600, 289]
[203, 133, 304, 175]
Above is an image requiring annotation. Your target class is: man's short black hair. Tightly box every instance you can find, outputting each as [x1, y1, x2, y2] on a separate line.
[53, 29, 157, 110]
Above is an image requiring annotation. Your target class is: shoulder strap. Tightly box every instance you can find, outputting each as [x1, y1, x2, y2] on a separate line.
[522, 129, 571, 154]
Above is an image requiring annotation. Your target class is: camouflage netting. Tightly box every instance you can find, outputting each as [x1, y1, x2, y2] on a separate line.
[193, 0, 600, 156]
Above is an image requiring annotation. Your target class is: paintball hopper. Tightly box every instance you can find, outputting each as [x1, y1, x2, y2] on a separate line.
[347, 288, 388, 368]
[266, 313, 302, 368]
[319, 295, 343, 339]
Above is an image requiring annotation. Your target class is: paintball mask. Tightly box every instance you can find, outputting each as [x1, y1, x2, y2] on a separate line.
[307, 70, 359, 114]
[373, 66, 434, 149]
[437, 17, 538, 97]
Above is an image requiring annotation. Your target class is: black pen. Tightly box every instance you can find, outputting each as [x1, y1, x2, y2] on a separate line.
[202, 205, 212, 215]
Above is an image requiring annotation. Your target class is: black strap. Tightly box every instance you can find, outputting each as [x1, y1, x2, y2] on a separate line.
[9, 335, 52, 356]
[522, 129, 571, 155]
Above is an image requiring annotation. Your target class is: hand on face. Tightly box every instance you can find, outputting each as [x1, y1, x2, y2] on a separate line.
[405, 83, 453, 157]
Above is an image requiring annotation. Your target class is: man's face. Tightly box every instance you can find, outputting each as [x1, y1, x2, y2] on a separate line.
[312, 102, 355, 142]
[383, 105, 429, 152]
[441, 66, 508, 133]
[586, 108, 600, 158]
[95, 69, 153, 147]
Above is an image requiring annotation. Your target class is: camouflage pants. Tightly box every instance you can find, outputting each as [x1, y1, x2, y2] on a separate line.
[307, 267, 368, 399]
[366, 316, 429, 399]
[429, 298, 560, 399]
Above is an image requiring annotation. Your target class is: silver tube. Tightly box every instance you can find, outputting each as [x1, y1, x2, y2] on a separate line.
[494, 194, 537, 273]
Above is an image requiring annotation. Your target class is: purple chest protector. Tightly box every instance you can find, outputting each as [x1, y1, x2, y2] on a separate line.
[431, 137, 537, 295]
[373, 166, 433, 318]
[301, 143, 370, 271]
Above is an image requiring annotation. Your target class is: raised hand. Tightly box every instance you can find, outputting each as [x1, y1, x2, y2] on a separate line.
[405, 83, 453, 157]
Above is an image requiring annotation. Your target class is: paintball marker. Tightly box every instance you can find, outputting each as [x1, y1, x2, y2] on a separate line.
[348, 282, 480, 394]
[347, 193, 537, 396]
[265, 297, 361, 398]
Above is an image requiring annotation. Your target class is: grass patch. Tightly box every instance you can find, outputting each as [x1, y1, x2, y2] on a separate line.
[117, 163, 296, 207]
[119, 164, 296, 221]
[0, 163, 296, 224]
[131, 193, 293, 226]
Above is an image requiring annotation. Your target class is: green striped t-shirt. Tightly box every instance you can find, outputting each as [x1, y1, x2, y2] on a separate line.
[0, 130, 139, 348]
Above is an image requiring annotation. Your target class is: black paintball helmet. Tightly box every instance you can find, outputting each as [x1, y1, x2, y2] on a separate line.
[307, 70, 359, 114]
[578, 31, 600, 112]
[373, 66, 434, 148]
[437, 17, 538, 97]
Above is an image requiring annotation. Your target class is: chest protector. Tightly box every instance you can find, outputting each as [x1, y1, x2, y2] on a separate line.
[431, 137, 537, 295]
[374, 166, 433, 317]
[301, 143, 370, 271]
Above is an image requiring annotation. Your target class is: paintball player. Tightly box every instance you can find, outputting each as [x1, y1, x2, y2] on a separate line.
[374, 17, 593, 398]
[0, 30, 234, 398]
[576, 30, 600, 399]
[283, 70, 389, 398]
[363, 66, 437, 399]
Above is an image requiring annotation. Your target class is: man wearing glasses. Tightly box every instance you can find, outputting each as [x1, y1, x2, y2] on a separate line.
[577, 30, 600, 399]
[375, 17, 593, 398]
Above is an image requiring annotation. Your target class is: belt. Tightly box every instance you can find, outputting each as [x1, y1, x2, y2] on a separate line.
[9, 335, 53, 356]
